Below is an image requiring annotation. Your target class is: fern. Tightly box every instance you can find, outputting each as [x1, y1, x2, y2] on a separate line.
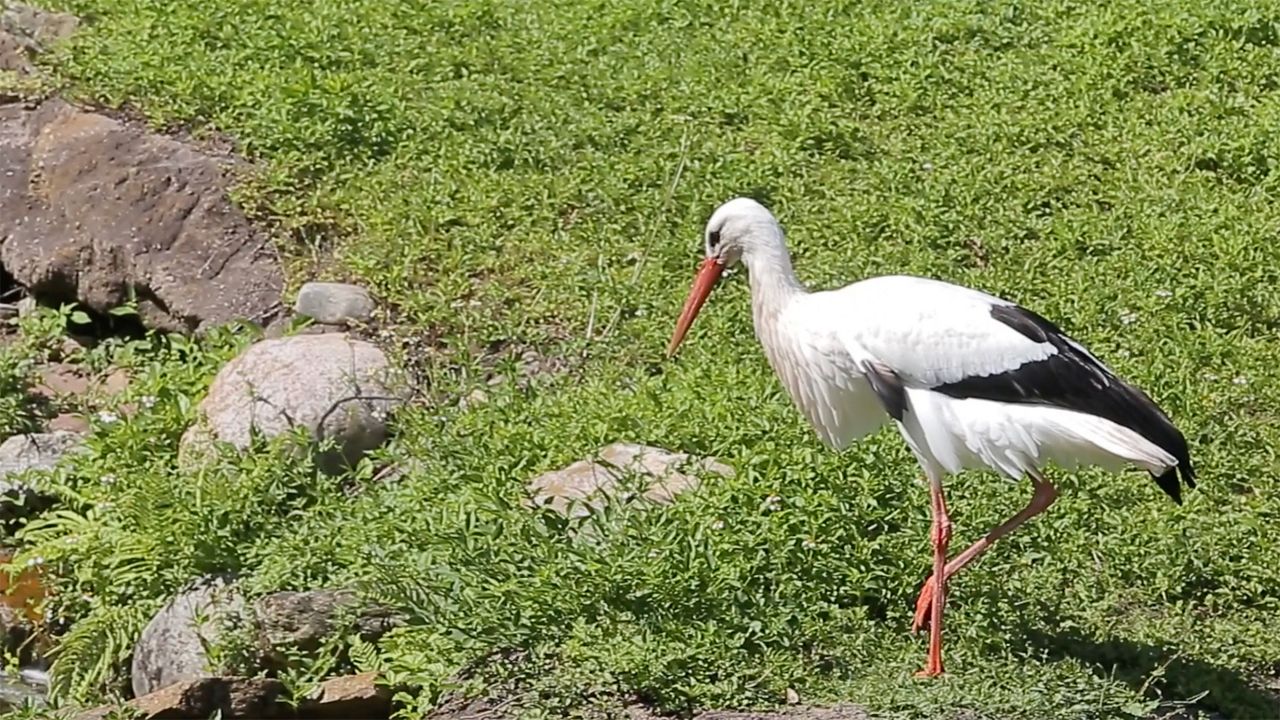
[348, 635, 386, 673]
[48, 601, 156, 702]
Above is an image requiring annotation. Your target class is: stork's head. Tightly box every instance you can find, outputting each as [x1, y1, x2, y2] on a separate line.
[666, 197, 784, 357]
[702, 197, 783, 268]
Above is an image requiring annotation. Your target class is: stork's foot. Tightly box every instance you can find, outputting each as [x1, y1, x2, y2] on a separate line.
[913, 664, 944, 679]
[914, 642, 945, 677]
[911, 575, 936, 634]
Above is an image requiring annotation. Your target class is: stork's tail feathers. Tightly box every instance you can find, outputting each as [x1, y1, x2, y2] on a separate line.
[1151, 449, 1195, 505]
[1122, 381, 1196, 505]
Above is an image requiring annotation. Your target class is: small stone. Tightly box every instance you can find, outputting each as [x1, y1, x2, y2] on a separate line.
[45, 413, 89, 433]
[32, 363, 90, 399]
[527, 442, 732, 519]
[0, 431, 84, 521]
[458, 388, 488, 410]
[295, 282, 375, 326]
[1, 4, 80, 49]
[15, 297, 37, 317]
[785, 687, 801, 705]
[298, 672, 391, 719]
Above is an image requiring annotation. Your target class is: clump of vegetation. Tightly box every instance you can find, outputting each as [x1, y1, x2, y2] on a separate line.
[2, 0, 1279, 717]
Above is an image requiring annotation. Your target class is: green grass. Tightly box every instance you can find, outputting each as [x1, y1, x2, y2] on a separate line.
[5, 0, 1280, 717]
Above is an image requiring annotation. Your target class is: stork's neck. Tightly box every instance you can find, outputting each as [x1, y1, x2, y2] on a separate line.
[742, 232, 806, 327]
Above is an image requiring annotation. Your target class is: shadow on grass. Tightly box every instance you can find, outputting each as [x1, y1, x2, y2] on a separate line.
[1016, 628, 1279, 719]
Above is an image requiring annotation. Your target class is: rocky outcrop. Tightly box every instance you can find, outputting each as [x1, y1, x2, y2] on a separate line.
[179, 334, 406, 474]
[0, 97, 284, 332]
[527, 442, 732, 518]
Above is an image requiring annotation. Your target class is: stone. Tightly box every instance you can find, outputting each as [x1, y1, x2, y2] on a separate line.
[130, 575, 247, 697]
[527, 442, 732, 519]
[254, 589, 403, 667]
[696, 708, 871, 720]
[298, 672, 391, 719]
[0, 672, 45, 714]
[0, 98, 284, 333]
[0, 431, 84, 521]
[295, 282, 375, 326]
[179, 334, 406, 474]
[78, 676, 287, 720]
[45, 413, 89, 433]
[31, 362, 90, 398]
[1, 3, 78, 48]
[0, 2, 78, 75]
[78, 673, 391, 720]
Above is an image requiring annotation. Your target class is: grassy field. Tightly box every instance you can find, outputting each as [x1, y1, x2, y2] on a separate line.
[5, 0, 1280, 717]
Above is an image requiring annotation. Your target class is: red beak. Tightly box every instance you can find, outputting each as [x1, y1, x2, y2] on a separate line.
[666, 257, 724, 357]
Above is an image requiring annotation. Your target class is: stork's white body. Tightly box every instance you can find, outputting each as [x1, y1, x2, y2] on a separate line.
[667, 197, 1194, 676]
[753, 273, 1179, 483]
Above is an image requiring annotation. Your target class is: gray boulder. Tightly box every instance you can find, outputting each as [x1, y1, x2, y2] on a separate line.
[179, 334, 405, 474]
[129, 576, 247, 697]
[294, 282, 375, 326]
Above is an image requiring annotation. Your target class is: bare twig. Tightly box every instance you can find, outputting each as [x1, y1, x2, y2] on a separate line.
[595, 125, 691, 344]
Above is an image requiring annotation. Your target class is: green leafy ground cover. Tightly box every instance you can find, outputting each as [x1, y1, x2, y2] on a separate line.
[3, 0, 1280, 717]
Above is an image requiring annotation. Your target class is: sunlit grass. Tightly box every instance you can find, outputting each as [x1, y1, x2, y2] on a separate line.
[10, 0, 1280, 716]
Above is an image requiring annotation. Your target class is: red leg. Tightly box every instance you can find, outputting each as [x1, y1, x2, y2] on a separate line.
[913, 474, 1059, 634]
[915, 472, 951, 678]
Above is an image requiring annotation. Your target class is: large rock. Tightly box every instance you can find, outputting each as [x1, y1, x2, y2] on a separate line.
[0, 430, 83, 521]
[527, 442, 732, 518]
[179, 334, 405, 474]
[0, 97, 283, 332]
[130, 576, 247, 697]
[0, 2, 78, 75]
[254, 589, 404, 667]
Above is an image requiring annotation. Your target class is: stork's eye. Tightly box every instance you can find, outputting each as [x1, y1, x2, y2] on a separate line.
[708, 229, 722, 248]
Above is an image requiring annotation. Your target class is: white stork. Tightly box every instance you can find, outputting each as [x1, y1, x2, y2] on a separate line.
[665, 197, 1195, 678]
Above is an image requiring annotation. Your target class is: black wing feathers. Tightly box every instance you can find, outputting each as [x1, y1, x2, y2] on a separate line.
[932, 304, 1196, 504]
[861, 360, 906, 421]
